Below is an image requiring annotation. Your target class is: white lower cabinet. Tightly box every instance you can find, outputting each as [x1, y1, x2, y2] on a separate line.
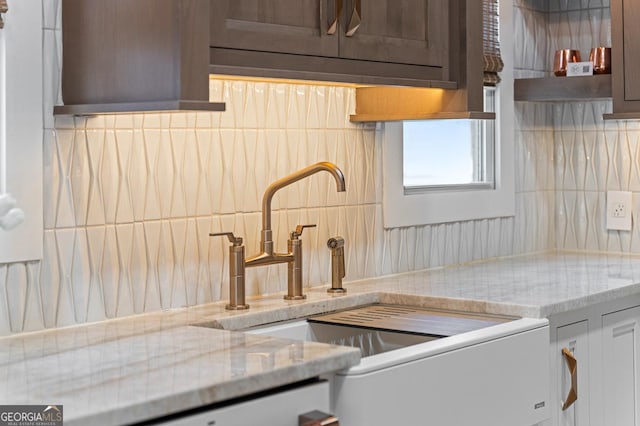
[602, 306, 640, 426]
[545, 296, 640, 426]
[151, 380, 332, 426]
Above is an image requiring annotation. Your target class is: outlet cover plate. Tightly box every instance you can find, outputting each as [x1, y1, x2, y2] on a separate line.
[606, 191, 633, 231]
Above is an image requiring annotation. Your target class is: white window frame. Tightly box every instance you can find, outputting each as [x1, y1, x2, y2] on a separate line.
[380, 0, 514, 229]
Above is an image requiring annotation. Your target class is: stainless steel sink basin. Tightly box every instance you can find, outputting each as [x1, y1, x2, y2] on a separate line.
[247, 320, 438, 357]
[246, 304, 515, 357]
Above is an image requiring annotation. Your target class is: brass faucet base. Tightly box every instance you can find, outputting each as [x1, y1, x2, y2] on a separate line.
[283, 295, 307, 301]
[327, 288, 347, 294]
[225, 304, 250, 310]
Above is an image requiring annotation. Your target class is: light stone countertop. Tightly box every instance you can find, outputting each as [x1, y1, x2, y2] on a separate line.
[2, 250, 640, 425]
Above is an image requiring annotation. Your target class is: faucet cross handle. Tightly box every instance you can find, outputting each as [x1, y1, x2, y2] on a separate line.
[290, 224, 316, 240]
[210, 232, 243, 246]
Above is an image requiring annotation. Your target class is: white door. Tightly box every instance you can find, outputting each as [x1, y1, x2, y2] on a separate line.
[602, 306, 640, 426]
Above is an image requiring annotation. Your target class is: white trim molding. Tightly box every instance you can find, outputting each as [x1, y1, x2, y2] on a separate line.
[0, 0, 43, 262]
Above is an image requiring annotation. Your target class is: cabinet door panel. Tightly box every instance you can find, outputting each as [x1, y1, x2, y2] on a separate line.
[611, 0, 640, 113]
[623, 0, 640, 101]
[602, 307, 640, 426]
[210, 0, 339, 57]
[556, 321, 590, 426]
[338, 0, 447, 67]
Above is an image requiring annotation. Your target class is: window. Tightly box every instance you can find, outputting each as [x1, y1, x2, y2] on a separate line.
[403, 88, 495, 192]
[378, 86, 515, 228]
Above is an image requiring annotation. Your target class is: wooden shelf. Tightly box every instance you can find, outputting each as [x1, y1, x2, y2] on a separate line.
[350, 86, 494, 123]
[53, 101, 225, 116]
[603, 112, 640, 120]
[514, 74, 612, 102]
[350, 111, 495, 122]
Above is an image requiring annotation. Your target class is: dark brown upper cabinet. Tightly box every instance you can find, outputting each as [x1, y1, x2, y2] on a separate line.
[57, 0, 484, 117]
[606, 0, 640, 119]
[55, 0, 225, 115]
[209, 0, 455, 88]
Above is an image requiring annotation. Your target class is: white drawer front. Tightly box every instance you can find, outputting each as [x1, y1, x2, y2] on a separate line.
[158, 381, 330, 426]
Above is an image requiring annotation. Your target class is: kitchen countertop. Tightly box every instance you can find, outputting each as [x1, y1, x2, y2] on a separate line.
[3, 250, 640, 425]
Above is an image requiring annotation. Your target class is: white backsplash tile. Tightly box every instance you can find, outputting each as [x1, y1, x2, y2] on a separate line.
[42, 0, 59, 31]
[514, 6, 549, 72]
[54, 227, 77, 327]
[40, 230, 59, 328]
[5, 263, 27, 333]
[23, 262, 44, 332]
[85, 226, 107, 322]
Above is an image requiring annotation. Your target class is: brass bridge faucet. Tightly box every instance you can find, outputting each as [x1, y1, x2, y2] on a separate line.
[212, 162, 346, 310]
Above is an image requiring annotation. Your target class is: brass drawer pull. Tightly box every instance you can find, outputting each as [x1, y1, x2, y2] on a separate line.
[299, 410, 339, 426]
[0, 0, 8, 29]
[561, 347, 578, 410]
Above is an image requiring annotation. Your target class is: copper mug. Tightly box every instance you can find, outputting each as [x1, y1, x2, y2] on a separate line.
[554, 49, 581, 76]
[590, 47, 611, 74]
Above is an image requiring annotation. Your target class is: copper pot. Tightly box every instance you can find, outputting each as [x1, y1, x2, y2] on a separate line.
[554, 49, 581, 76]
[590, 47, 611, 74]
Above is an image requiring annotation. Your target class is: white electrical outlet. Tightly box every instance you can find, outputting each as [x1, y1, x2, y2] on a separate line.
[606, 191, 633, 231]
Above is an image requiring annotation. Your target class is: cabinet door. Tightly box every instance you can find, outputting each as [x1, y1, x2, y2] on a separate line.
[621, 0, 640, 102]
[338, 0, 447, 67]
[602, 306, 640, 426]
[611, 0, 640, 113]
[556, 321, 590, 426]
[210, 0, 339, 57]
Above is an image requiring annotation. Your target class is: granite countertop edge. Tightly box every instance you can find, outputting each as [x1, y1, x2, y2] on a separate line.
[4, 250, 640, 424]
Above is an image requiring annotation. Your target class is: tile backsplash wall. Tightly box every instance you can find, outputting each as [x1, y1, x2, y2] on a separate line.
[1, 72, 535, 336]
[0, 0, 607, 336]
[515, 0, 640, 252]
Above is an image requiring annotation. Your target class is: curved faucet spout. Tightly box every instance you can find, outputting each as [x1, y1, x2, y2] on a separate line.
[260, 162, 345, 255]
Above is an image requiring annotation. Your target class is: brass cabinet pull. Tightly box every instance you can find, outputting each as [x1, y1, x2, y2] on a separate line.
[345, 0, 361, 37]
[299, 410, 339, 426]
[0, 0, 8, 29]
[561, 347, 578, 410]
[327, 0, 342, 35]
